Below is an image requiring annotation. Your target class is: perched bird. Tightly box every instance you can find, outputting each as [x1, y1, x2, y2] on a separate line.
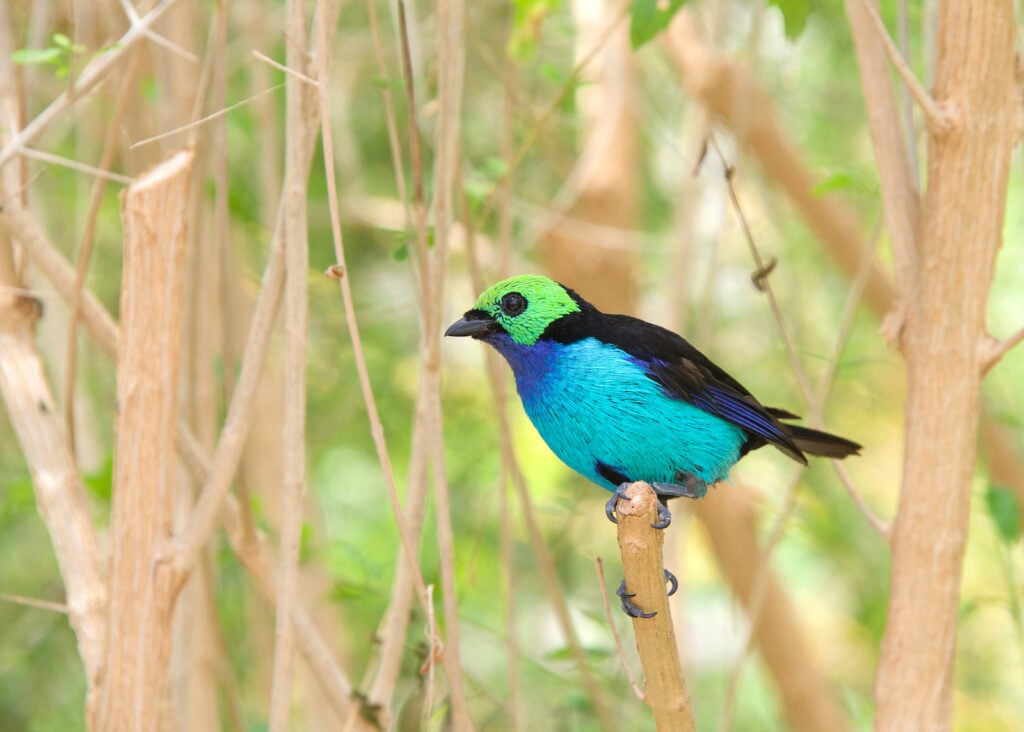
[446, 274, 860, 523]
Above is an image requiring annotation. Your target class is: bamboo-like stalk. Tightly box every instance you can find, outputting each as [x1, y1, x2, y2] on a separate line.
[95, 147, 194, 732]
[615, 482, 695, 731]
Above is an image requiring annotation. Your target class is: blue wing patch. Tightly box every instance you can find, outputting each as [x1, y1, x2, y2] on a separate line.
[690, 385, 787, 442]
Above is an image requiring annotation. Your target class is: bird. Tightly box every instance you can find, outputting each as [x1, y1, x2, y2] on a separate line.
[445, 275, 860, 613]
[446, 274, 860, 497]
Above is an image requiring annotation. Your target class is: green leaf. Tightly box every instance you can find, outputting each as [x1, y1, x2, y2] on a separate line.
[509, 0, 562, 61]
[986, 485, 1021, 544]
[629, 0, 689, 50]
[10, 47, 63, 66]
[767, 0, 813, 40]
[51, 33, 72, 49]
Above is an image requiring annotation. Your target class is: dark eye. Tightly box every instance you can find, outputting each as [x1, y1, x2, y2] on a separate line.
[500, 292, 527, 316]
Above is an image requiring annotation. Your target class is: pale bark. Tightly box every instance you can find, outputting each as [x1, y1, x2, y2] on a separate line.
[615, 483, 695, 732]
[0, 264, 109, 719]
[875, 2, 1019, 728]
[0, 5, 108, 717]
[845, 0, 920, 300]
[95, 148, 194, 732]
[268, 0, 313, 726]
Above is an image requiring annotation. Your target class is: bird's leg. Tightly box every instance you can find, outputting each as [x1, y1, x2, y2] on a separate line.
[652, 473, 708, 500]
[647, 473, 708, 529]
[617, 569, 678, 618]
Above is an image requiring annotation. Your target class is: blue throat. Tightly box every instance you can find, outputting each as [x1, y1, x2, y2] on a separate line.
[483, 332, 746, 493]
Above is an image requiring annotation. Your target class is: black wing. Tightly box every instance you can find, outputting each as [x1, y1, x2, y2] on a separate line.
[543, 308, 806, 462]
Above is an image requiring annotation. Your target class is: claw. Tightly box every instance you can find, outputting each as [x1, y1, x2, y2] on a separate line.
[604, 483, 633, 525]
[652, 500, 672, 530]
[664, 568, 678, 596]
[616, 579, 656, 618]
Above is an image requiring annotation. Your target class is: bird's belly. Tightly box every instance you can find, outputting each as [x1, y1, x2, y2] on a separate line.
[516, 345, 745, 491]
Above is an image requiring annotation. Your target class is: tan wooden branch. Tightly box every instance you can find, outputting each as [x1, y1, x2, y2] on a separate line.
[844, 0, 920, 310]
[0, 203, 119, 357]
[95, 147, 194, 731]
[615, 483, 695, 731]
[852, 0, 952, 133]
[3, 147, 358, 728]
[0, 284, 109, 712]
[980, 325, 1024, 375]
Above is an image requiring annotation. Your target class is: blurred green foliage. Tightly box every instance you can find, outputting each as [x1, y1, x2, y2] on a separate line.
[1, 0, 1023, 730]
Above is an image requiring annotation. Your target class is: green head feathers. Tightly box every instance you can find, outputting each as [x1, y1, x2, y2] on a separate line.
[470, 274, 581, 345]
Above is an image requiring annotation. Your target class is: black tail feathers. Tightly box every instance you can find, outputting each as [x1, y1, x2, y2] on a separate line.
[784, 424, 861, 460]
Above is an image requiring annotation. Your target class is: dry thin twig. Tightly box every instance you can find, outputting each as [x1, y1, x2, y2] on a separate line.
[0, 592, 69, 614]
[422, 0, 474, 725]
[0, 0, 185, 168]
[854, 0, 951, 132]
[844, 0, 920, 319]
[712, 139, 886, 537]
[19, 147, 134, 184]
[64, 50, 140, 452]
[981, 325, 1024, 375]
[252, 49, 318, 86]
[319, 11, 433, 619]
[267, 0, 313, 726]
[475, 1, 631, 227]
[318, 4, 440, 725]
[461, 201, 618, 732]
[594, 557, 644, 700]
[363, 0, 409, 221]
[129, 83, 285, 150]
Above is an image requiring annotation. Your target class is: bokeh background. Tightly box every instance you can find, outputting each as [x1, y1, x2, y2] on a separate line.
[0, 0, 1022, 729]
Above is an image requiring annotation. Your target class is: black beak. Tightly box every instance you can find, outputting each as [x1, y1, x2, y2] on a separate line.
[445, 311, 495, 338]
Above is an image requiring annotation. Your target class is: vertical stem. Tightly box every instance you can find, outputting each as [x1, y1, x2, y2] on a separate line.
[96, 147, 194, 732]
[268, 0, 312, 726]
[874, 2, 1018, 728]
[429, 0, 473, 725]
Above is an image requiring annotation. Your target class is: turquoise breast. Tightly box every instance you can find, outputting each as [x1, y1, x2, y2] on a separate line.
[490, 334, 746, 492]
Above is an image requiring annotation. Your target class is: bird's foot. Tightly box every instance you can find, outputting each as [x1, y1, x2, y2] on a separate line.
[652, 474, 708, 501]
[604, 483, 631, 525]
[617, 569, 678, 618]
[606, 483, 675, 529]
